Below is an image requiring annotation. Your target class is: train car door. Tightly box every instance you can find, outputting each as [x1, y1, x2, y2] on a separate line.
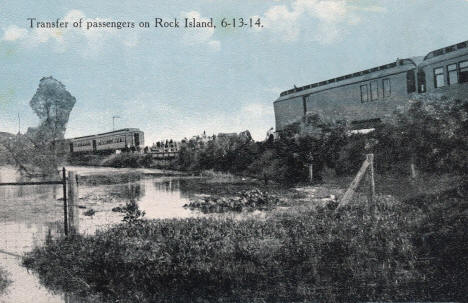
[134, 133, 140, 146]
[69, 143, 74, 153]
[92, 140, 97, 152]
[407, 70, 416, 93]
[417, 70, 426, 93]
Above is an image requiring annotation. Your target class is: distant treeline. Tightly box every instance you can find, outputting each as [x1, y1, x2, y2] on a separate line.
[171, 96, 468, 184]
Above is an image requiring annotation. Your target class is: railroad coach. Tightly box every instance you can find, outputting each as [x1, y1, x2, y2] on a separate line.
[69, 128, 144, 153]
[417, 41, 468, 98]
[274, 40, 468, 132]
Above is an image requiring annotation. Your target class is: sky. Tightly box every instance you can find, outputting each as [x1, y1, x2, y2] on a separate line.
[0, 0, 467, 145]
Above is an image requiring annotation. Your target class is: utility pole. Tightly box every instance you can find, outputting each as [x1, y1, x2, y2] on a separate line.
[112, 115, 120, 131]
[17, 113, 21, 134]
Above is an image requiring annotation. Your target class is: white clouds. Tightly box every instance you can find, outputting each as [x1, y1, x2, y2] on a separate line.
[2, 25, 27, 41]
[181, 11, 220, 51]
[263, 5, 302, 41]
[207, 40, 221, 51]
[1, 9, 139, 56]
[2, 9, 221, 54]
[260, 0, 385, 43]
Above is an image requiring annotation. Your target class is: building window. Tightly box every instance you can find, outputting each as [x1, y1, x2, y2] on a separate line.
[382, 79, 391, 97]
[460, 61, 468, 83]
[370, 80, 379, 101]
[360, 84, 369, 103]
[434, 67, 445, 88]
[447, 64, 458, 85]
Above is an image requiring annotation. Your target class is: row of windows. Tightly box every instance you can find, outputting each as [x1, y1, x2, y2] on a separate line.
[434, 60, 468, 88]
[97, 136, 125, 145]
[360, 79, 391, 103]
[75, 141, 91, 147]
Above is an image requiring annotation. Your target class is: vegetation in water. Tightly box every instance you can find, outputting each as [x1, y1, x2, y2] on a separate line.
[25, 192, 467, 302]
[83, 209, 96, 216]
[184, 188, 282, 213]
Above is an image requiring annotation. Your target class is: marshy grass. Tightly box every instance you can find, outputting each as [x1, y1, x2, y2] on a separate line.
[23, 194, 429, 302]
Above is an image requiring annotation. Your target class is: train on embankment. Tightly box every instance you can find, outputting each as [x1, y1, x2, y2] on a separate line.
[57, 128, 144, 154]
[274, 40, 468, 132]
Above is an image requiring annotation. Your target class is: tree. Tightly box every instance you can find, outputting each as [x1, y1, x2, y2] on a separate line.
[28, 76, 76, 142]
[1, 77, 76, 175]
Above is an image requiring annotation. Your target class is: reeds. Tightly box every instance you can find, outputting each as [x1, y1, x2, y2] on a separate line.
[23, 194, 432, 302]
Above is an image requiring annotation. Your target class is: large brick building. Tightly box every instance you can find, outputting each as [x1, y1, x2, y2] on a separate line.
[274, 40, 468, 131]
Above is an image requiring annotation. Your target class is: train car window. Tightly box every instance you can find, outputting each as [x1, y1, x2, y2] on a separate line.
[447, 64, 458, 85]
[360, 84, 369, 103]
[382, 79, 391, 97]
[460, 61, 468, 83]
[406, 71, 416, 93]
[434, 67, 445, 88]
[370, 80, 379, 101]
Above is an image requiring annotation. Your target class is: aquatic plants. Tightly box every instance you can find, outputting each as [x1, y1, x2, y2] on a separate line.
[83, 209, 96, 216]
[23, 194, 427, 302]
[184, 188, 282, 213]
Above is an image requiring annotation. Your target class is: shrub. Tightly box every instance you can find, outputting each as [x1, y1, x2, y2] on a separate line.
[405, 182, 468, 302]
[23, 195, 422, 302]
[121, 199, 145, 225]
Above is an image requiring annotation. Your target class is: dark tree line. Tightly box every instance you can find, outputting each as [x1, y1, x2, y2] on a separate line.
[172, 96, 468, 185]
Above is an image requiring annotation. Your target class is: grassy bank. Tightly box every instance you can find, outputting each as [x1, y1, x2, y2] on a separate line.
[79, 172, 143, 186]
[66, 152, 153, 168]
[23, 193, 444, 302]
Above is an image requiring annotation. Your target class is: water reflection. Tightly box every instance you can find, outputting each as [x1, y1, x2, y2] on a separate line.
[108, 178, 198, 220]
[0, 167, 207, 303]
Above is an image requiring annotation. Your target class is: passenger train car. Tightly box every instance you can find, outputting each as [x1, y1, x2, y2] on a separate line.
[68, 128, 144, 153]
[274, 40, 468, 132]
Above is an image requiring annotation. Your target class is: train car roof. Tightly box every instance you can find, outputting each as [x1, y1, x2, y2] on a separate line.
[423, 40, 468, 61]
[70, 128, 142, 140]
[275, 59, 416, 103]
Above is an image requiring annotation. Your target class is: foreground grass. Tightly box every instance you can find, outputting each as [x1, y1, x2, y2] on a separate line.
[24, 194, 430, 302]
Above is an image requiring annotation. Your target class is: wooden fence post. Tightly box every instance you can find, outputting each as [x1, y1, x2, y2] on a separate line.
[338, 157, 370, 208]
[366, 154, 375, 204]
[67, 171, 79, 235]
[62, 167, 68, 236]
[309, 164, 313, 183]
[338, 153, 376, 210]
[410, 154, 418, 179]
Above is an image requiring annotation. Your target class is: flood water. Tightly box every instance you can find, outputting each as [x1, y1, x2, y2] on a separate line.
[0, 166, 210, 303]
